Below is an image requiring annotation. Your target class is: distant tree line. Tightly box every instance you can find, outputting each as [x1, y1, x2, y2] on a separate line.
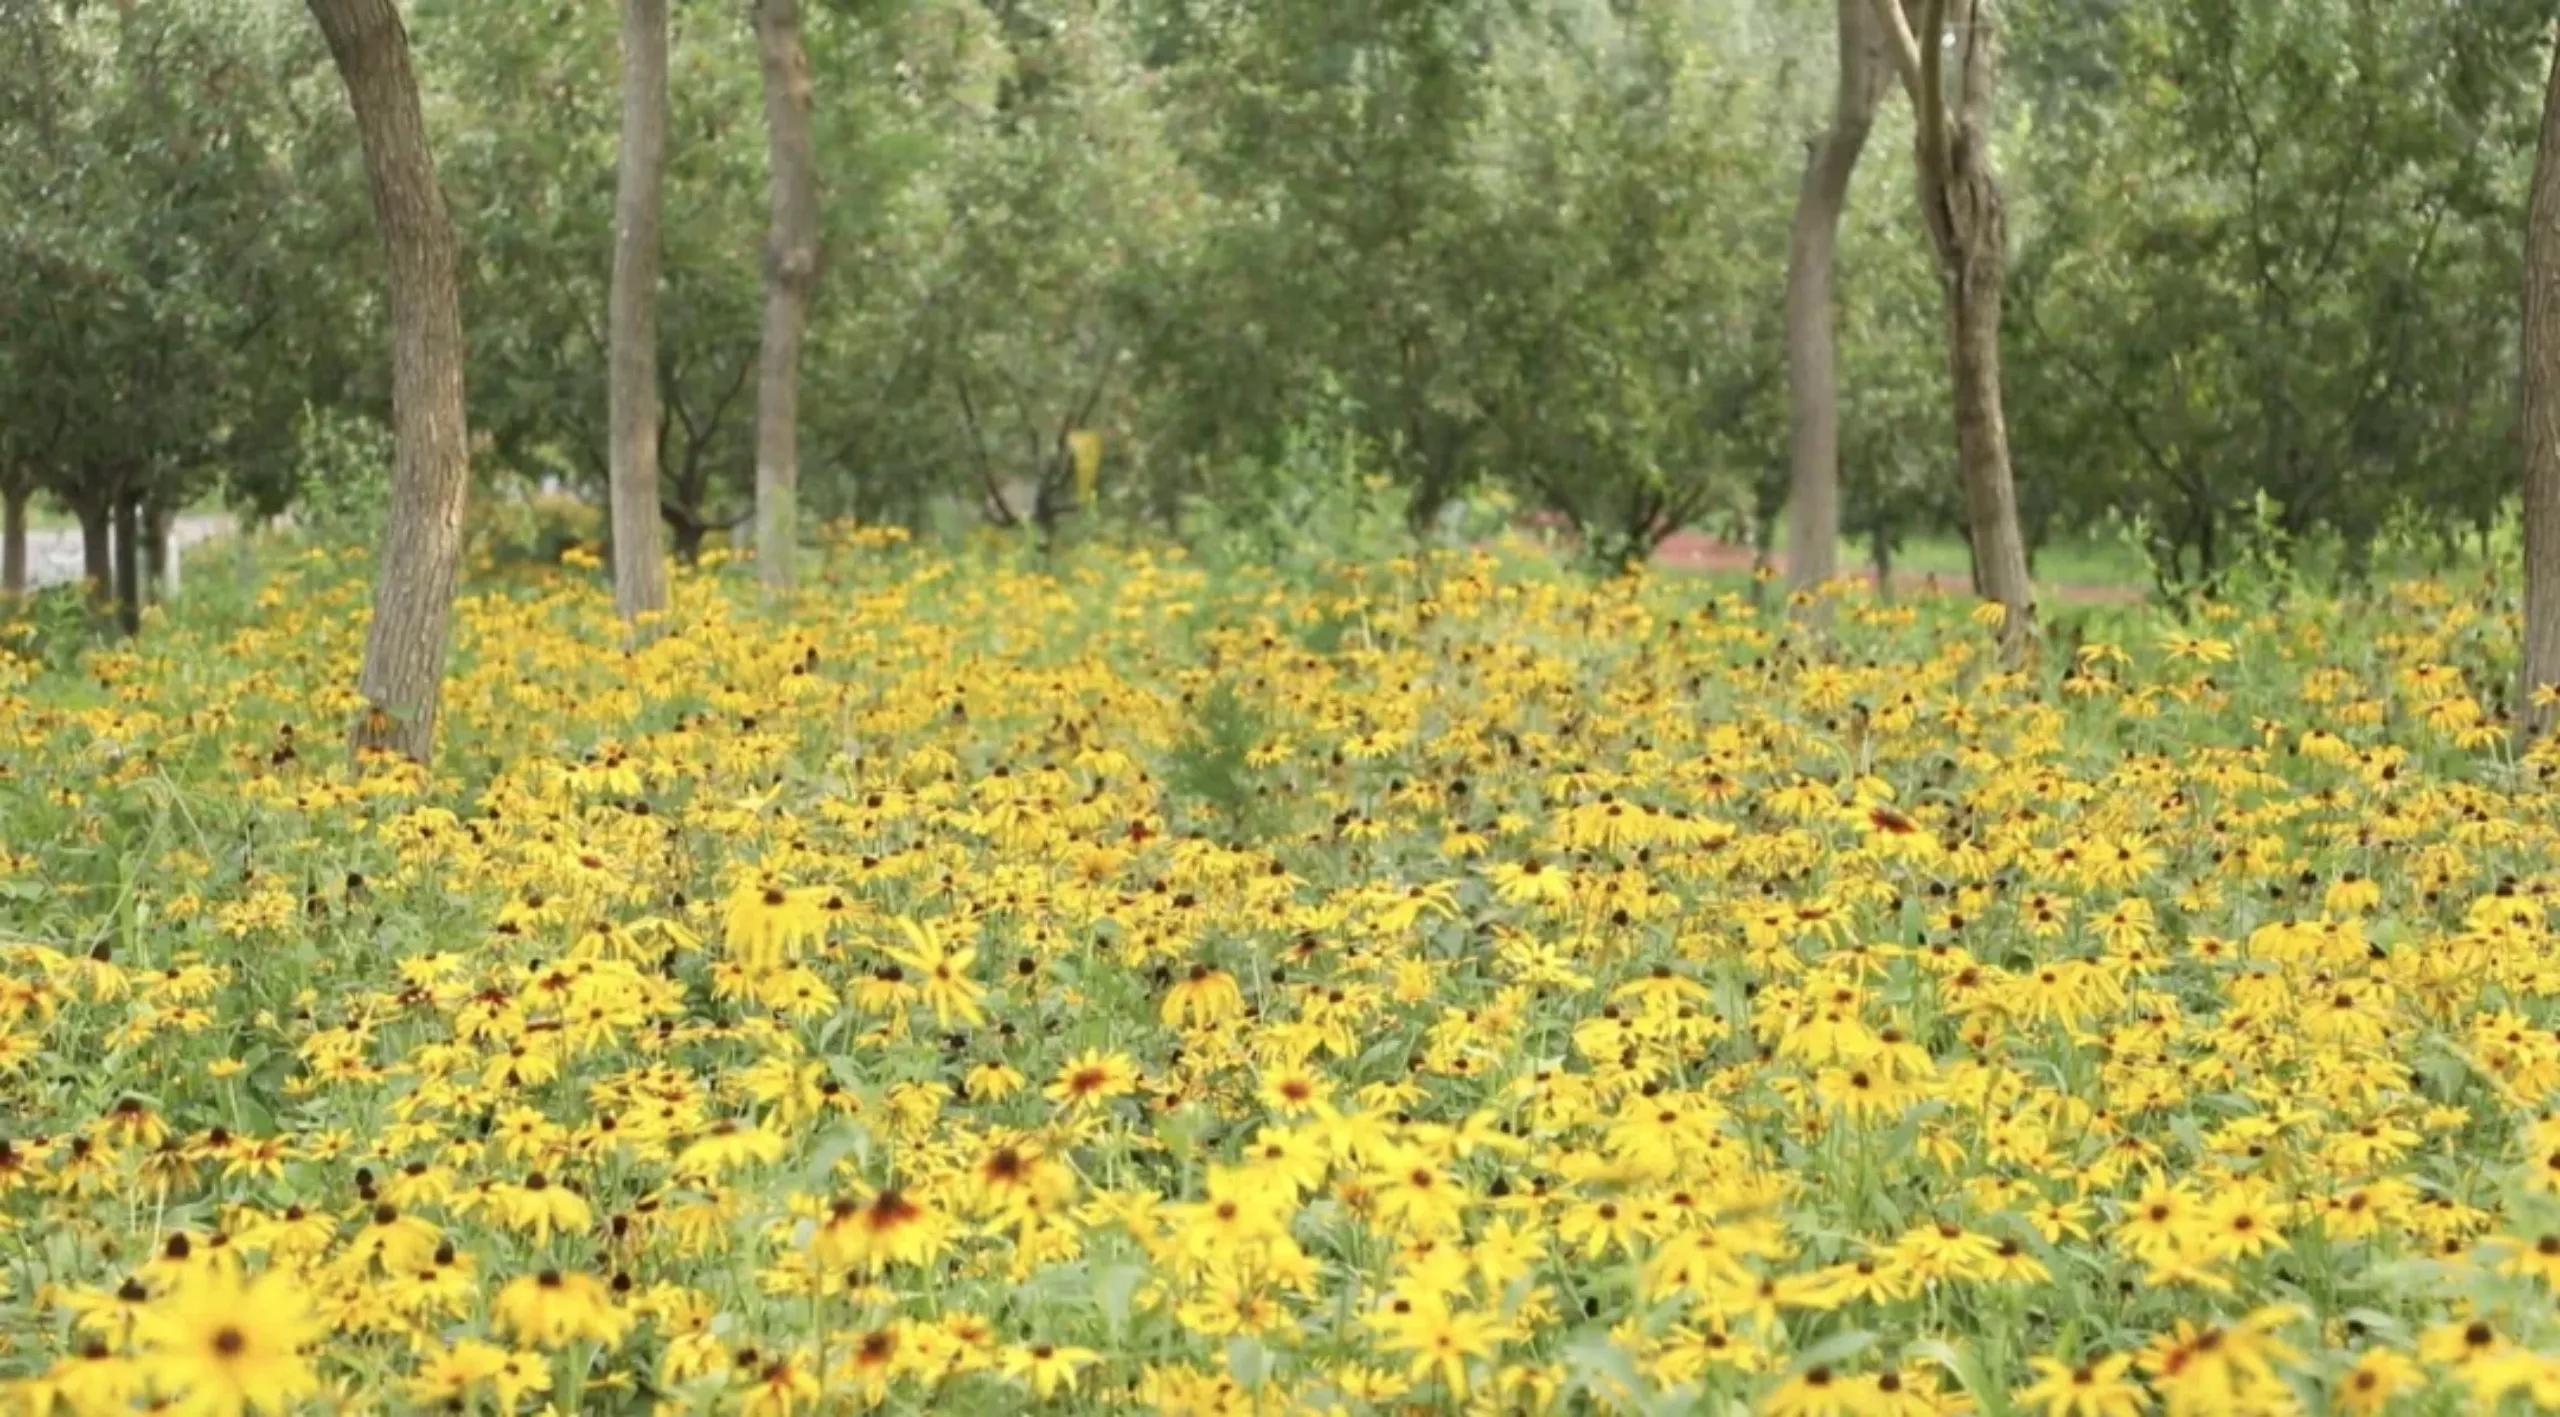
[4, 0, 2559, 755]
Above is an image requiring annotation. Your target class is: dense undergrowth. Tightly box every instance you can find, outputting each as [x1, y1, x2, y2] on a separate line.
[1, 529, 2557, 1415]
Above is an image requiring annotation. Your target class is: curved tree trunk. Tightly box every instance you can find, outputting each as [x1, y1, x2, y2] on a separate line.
[308, 0, 472, 764]
[751, 0, 819, 593]
[608, 0, 671, 629]
[1876, 0, 2033, 658]
[1785, 0, 1887, 600]
[2525, 30, 2560, 734]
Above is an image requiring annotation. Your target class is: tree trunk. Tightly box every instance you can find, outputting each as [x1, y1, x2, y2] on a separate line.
[143, 500, 172, 601]
[1947, 250, 2031, 643]
[667, 512, 708, 564]
[76, 495, 111, 614]
[751, 0, 819, 593]
[608, 0, 671, 628]
[112, 491, 141, 637]
[308, 0, 472, 764]
[1878, 0, 2033, 658]
[2525, 30, 2560, 734]
[1784, 0, 1887, 600]
[2, 484, 26, 596]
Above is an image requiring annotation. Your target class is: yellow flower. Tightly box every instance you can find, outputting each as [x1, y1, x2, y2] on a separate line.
[41, 1347, 147, 1412]
[1045, 1049, 1139, 1110]
[61, 1275, 157, 1346]
[2332, 1348, 2419, 1415]
[722, 879, 831, 969]
[1374, 1299, 1508, 1398]
[1762, 1362, 1857, 1417]
[883, 915, 988, 1027]
[404, 1339, 547, 1408]
[135, 1268, 320, 1417]
[737, 1352, 822, 1417]
[1161, 964, 1244, 1028]
[812, 1187, 948, 1271]
[486, 1172, 594, 1243]
[492, 1269, 632, 1349]
[675, 1120, 787, 1177]
[1485, 857, 1572, 907]
[999, 1341, 1098, 1399]
[2013, 1352, 2144, 1417]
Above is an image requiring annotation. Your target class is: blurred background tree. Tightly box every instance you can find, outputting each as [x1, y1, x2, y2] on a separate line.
[1, 0, 2552, 602]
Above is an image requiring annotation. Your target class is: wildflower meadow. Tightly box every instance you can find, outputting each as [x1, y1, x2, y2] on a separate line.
[3, 532, 2558, 1415]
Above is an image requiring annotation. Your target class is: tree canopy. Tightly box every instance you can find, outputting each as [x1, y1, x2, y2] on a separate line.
[2, 0, 2553, 597]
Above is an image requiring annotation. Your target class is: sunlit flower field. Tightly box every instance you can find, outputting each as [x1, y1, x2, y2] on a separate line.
[4, 531, 2559, 1415]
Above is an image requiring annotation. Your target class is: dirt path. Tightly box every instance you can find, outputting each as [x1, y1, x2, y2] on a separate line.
[1650, 529, 2143, 606]
[20, 513, 233, 590]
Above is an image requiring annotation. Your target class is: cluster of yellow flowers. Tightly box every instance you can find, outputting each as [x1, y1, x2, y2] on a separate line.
[0, 536, 2556, 1414]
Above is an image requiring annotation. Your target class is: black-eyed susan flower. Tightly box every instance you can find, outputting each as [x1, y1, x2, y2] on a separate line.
[2013, 1351, 2144, 1417]
[996, 1340, 1098, 1400]
[492, 1269, 631, 1348]
[134, 1267, 320, 1416]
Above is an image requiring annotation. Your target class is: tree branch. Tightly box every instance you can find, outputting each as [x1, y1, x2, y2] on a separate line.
[1914, 0, 1951, 180]
[1869, 0, 1924, 104]
[951, 367, 1018, 527]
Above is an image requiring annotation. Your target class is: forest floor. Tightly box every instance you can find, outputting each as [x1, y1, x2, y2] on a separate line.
[1650, 528, 2146, 604]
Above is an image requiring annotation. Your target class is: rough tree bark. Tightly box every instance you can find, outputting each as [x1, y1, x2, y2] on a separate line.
[2525, 30, 2560, 734]
[751, 0, 819, 592]
[308, 0, 472, 764]
[608, 0, 671, 628]
[1875, 0, 2033, 658]
[1785, 0, 1888, 601]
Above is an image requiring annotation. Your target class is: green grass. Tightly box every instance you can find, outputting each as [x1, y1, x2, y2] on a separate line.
[1759, 525, 2153, 589]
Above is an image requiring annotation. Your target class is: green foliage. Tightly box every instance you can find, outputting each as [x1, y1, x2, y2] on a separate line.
[0, 0, 362, 527]
[1181, 393, 1415, 577]
[1162, 678, 1281, 838]
[286, 405, 394, 549]
[466, 492, 608, 572]
[4, 0, 2557, 603]
[2006, 0, 2550, 579]
[0, 585, 112, 672]
[1469, 2, 1795, 567]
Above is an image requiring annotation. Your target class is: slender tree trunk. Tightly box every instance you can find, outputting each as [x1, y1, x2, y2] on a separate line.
[2524, 30, 2560, 734]
[751, 0, 819, 592]
[2, 484, 26, 597]
[112, 491, 141, 637]
[1877, 0, 2033, 657]
[76, 494, 111, 615]
[143, 500, 172, 601]
[308, 0, 473, 764]
[608, 0, 671, 628]
[1785, 0, 1887, 600]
